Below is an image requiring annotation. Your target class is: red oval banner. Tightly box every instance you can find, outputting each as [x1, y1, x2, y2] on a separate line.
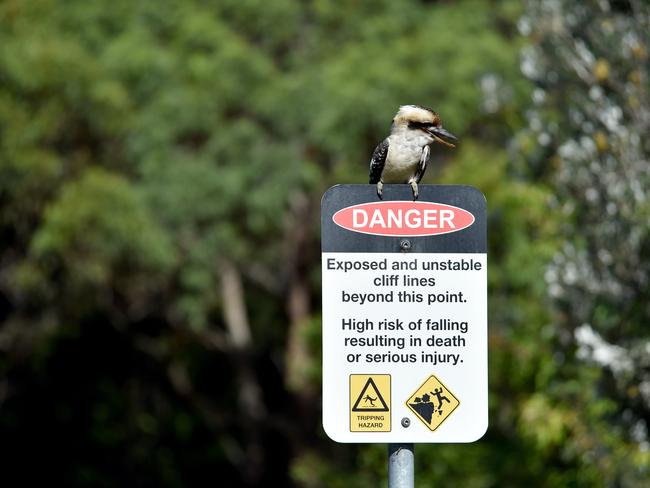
[332, 201, 475, 237]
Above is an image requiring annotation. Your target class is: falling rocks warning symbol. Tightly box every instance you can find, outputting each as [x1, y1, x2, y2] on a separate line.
[406, 375, 459, 432]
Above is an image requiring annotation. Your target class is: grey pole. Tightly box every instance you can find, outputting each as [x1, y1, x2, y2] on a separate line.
[388, 443, 414, 488]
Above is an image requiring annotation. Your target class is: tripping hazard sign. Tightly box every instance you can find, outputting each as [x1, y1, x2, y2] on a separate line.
[406, 375, 459, 432]
[350, 375, 391, 432]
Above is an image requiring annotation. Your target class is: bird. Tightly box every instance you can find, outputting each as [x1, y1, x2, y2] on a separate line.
[369, 105, 457, 200]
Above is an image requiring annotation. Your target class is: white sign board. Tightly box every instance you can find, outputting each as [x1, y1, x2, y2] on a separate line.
[321, 185, 487, 443]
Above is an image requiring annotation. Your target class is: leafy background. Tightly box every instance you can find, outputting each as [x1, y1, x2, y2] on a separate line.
[0, 0, 648, 486]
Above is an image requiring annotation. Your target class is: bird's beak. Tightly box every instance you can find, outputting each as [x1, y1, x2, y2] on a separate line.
[428, 126, 458, 148]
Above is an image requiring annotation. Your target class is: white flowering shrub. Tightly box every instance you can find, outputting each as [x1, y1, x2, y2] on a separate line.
[518, 0, 650, 481]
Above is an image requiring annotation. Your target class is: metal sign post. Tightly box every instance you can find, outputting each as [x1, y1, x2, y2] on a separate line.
[321, 184, 488, 486]
[388, 443, 414, 488]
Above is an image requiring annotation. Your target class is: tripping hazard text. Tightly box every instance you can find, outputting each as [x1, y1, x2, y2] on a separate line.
[406, 375, 459, 432]
[350, 375, 391, 432]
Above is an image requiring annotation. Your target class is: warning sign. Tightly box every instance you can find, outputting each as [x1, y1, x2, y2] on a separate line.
[406, 375, 459, 432]
[321, 185, 488, 443]
[350, 375, 391, 432]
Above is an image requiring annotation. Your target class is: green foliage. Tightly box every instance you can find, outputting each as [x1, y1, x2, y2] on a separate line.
[1, 0, 644, 486]
[16, 168, 174, 317]
[513, 0, 650, 485]
[32, 169, 172, 271]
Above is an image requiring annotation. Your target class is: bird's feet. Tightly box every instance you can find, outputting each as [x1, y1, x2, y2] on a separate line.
[376, 180, 384, 200]
[410, 180, 419, 200]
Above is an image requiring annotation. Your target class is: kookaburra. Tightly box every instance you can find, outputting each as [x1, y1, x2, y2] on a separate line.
[369, 105, 457, 200]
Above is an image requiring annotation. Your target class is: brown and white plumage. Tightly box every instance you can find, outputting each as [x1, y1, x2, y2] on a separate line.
[369, 105, 457, 200]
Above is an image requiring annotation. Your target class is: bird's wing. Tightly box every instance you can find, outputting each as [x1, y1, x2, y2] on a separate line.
[414, 145, 430, 183]
[368, 138, 389, 184]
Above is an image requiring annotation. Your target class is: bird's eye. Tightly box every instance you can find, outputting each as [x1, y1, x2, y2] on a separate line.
[408, 121, 430, 130]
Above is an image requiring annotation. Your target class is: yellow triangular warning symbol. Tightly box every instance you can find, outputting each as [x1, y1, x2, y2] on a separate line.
[406, 374, 459, 432]
[352, 377, 389, 412]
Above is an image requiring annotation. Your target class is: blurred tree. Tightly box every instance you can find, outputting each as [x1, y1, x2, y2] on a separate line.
[0, 0, 626, 486]
[516, 0, 650, 484]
